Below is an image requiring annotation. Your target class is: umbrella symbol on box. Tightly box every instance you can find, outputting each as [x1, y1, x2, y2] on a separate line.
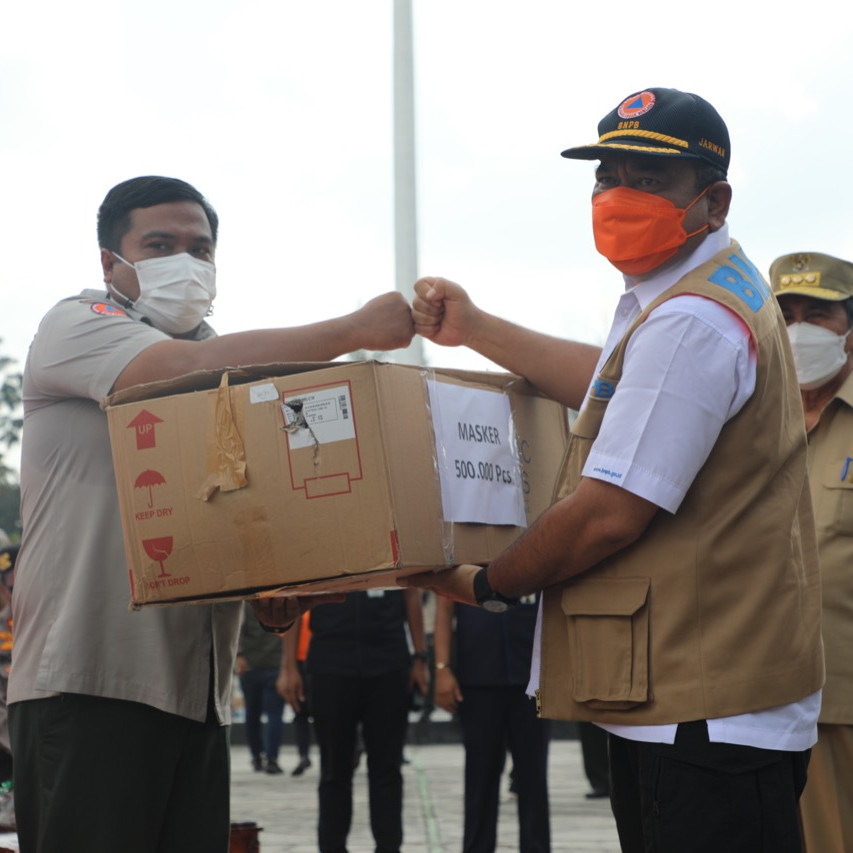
[135, 469, 166, 508]
[142, 536, 173, 578]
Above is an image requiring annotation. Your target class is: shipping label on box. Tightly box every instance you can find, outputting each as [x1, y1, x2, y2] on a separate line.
[427, 380, 526, 527]
[280, 382, 361, 498]
[104, 361, 569, 607]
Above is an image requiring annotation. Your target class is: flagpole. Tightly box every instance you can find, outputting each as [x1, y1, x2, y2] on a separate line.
[393, 0, 423, 366]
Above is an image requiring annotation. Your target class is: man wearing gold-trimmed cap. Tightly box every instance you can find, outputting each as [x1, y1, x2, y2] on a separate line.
[405, 87, 823, 852]
[771, 251, 853, 853]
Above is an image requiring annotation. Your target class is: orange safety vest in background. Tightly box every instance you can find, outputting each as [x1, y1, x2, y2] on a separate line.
[297, 612, 312, 663]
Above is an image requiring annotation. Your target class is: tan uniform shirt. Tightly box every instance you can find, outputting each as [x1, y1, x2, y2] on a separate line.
[10, 291, 241, 723]
[807, 371, 853, 723]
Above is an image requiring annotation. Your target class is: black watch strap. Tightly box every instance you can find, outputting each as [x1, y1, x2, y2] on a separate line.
[473, 567, 519, 613]
[258, 620, 294, 635]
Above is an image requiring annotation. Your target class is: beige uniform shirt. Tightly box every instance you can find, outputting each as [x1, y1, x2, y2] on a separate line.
[807, 371, 853, 723]
[9, 290, 241, 723]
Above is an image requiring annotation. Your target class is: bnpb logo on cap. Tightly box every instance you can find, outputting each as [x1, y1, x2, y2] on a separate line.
[618, 91, 656, 120]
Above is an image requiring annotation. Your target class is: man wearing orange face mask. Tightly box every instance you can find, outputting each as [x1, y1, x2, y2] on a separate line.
[404, 88, 823, 852]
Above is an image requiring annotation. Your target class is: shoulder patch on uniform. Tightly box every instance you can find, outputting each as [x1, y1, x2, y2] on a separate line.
[89, 302, 127, 318]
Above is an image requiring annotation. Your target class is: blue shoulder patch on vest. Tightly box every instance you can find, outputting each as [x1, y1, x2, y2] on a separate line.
[707, 250, 771, 313]
[591, 379, 616, 400]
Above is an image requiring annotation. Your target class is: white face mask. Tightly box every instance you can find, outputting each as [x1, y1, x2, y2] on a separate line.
[786, 322, 850, 390]
[111, 252, 216, 335]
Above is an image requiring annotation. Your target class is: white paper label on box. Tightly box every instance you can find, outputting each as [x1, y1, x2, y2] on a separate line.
[427, 380, 526, 527]
[249, 383, 280, 404]
[281, 384, 355, 450]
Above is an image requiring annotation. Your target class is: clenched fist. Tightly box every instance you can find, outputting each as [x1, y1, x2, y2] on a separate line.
[351, 291, 415, 352]
[412, 277, 481, 348]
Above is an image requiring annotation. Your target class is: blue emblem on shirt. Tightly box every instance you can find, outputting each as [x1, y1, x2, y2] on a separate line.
[591, 379, 615, 400]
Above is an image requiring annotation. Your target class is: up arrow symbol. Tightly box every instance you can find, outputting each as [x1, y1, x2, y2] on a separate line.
[127, 410, 164, 450]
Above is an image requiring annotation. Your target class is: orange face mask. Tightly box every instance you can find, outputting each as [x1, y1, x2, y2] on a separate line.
[591, 185, 711, 276]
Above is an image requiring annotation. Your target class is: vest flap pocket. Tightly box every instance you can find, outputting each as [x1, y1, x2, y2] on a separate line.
[561, 576, 650, 617]
[561, 577, 650, 709]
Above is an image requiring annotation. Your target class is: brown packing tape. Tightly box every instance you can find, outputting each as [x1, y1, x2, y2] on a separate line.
[195, 371, 248, 501]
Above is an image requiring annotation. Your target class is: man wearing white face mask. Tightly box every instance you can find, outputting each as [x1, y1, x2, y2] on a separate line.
[109, 249, 217, 336]
[772, 252, 853, 853]
[8, 175, 415, 852]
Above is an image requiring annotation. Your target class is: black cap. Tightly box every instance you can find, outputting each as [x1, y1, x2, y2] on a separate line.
[561, 87, 730, 174]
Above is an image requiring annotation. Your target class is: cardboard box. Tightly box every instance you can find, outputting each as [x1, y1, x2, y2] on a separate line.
[104, 361, 569, 607]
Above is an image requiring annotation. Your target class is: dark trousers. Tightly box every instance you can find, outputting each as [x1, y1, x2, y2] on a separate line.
[9, 693, 231, 853]
[608, 721, 810, 853]
[239, 666, 285, 762]
[293, 661, 312, 760]
[458, 685, 551, 853]
[578, 721, 610, 793]
[310, 669, 410, 853]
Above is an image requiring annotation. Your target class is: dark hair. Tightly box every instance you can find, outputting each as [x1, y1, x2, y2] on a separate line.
[695, 162, 728, 191]
[843, 298, 853, 328]
[97, 176, 219, 252]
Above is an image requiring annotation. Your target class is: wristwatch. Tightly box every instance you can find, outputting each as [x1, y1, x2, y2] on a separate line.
[473, 567, 519, 613]
[258, 620, 294, 635]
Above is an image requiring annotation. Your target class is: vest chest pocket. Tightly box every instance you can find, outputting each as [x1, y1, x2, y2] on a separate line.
[820, 457, 853, 536]
[561, 577, 651, 710]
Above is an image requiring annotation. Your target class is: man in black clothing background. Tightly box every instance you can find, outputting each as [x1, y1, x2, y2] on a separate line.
[434, 593, 551, 852]
[283, 588, 428, 853]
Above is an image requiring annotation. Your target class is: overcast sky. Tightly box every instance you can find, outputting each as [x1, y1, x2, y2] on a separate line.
[2, 1, 852, 460]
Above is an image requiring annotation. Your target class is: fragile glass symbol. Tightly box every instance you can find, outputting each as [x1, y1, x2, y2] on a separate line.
[142, 536, 173, 578]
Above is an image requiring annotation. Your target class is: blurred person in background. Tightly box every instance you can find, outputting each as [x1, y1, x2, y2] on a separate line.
[433, 593, 550, 852]
[283, 610, 313, 777]
[771, 251, 853, 853]
[0, 533, 17, 831]
[237, 602, 287, 775]
[577, 723, 610, 800]
[283, 588, 428, 853]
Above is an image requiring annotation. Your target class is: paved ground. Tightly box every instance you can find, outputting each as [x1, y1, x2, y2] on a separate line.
[230, 736, 621, 852]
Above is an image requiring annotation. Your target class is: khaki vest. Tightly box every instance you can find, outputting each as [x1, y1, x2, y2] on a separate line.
[538, 242, 825, 724]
